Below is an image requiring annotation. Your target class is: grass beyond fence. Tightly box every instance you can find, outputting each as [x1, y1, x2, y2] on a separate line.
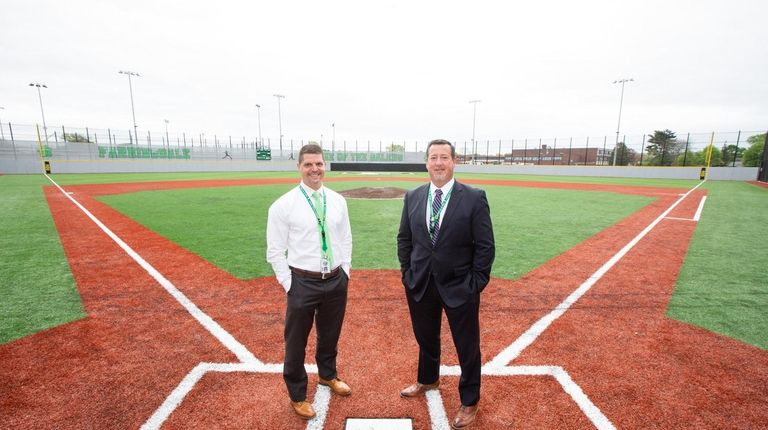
[1, 172, 765, 350]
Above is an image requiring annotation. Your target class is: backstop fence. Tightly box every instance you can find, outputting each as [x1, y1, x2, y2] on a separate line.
[0, 122, 765, 171]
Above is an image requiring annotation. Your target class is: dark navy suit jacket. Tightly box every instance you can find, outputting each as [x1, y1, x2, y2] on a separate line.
[397, 181, 495, 308]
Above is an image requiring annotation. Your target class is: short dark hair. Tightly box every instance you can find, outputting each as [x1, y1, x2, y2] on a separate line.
[426, 139, 456, 159]
[298, 143, 324, 163]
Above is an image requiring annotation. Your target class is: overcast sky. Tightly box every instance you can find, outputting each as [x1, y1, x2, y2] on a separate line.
[1, 0, 766, 145]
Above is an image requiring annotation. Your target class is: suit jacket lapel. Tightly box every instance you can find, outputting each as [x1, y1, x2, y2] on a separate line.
[436, 181, 464, 243]
[414, 184, 430, 237]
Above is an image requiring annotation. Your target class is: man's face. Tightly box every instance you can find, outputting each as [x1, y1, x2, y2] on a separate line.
[299, 152, 325, 190]
[426, 143, 455, 187]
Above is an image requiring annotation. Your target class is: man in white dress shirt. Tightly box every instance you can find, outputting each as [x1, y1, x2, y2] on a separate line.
[266, 143, 353, 420]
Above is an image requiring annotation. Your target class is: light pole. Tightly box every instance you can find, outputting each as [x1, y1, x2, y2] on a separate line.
[273, 94, 285, 157]
[119, 70, 140, 144]
[612, 78, 633, 165]
[29, 83, 49, 144]
[469, 100, 481, 162]
[164, 119, 170, 147]
[0, 106, 5, 140]
[254, 104, 262, 147]
[332, 122, 335, 154]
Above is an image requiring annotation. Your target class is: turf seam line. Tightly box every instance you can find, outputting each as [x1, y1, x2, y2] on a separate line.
[44, 174, 259, 365]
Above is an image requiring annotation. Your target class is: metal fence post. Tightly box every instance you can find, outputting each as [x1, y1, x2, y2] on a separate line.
[602, 136, 607, 165]
[585, 136, 590, 166]
[552, 138, 557, 165]
[523, 138, 528, 163]
[9, 122, 17, 159]
[537, 138, 542, 164]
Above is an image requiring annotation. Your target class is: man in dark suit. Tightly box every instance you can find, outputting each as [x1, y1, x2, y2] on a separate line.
[397, 139, 495, 429]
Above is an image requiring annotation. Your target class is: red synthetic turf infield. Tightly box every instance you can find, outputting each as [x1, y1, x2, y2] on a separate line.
[1, 177, 767, 429]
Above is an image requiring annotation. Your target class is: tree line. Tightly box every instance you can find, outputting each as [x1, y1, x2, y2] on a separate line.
[612, 130, 765, 167]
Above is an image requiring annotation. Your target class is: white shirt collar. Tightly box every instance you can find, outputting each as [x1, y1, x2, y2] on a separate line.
[299, 182, 324, 195]
[430, 178, 455, 195]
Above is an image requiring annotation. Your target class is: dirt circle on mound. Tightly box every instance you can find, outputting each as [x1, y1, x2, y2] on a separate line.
[338, 187, 407, 199]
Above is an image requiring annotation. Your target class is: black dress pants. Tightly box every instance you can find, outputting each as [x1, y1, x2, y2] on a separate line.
[283, 270, 348, 402]
[406, 279, 481, 406]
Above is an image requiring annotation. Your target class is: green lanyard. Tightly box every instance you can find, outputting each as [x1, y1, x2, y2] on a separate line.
[299, 186, 328, 252]
[427, 187, 452, 240]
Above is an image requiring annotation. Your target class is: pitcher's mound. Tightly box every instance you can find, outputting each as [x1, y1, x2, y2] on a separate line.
[339, 187, 407, 199]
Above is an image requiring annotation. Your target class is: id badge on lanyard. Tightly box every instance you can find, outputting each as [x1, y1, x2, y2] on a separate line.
[321, 254, 330, 274]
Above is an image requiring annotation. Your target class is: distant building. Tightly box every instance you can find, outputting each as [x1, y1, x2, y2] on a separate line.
[459, 144, 613, 166]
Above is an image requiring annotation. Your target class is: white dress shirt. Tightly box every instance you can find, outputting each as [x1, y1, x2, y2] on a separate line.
[426, 178, 455, 229]
[266, 182, 353, 292]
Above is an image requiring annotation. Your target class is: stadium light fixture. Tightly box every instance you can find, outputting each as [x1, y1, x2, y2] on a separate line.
[612, 78, 633, 166]
[28, 83, 49, 144]
[274, 94, 285, 156]
[255, 104, 262, 147]
[119, 70, 141, 144]
[469, 100, 481, 162]
[164, 119, 170, 147]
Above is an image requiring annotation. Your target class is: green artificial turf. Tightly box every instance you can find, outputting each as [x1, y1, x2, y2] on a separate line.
[0, 175, 86, 344]
[667, 181, 768, 349]
[97, 180, 652, 281]
[2, 172, 765, 351]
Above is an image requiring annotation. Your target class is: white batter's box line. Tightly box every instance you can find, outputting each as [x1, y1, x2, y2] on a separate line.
[481, 364, 615, 430]
[430, 364, 615, 429]
[141, 360, 323, 430]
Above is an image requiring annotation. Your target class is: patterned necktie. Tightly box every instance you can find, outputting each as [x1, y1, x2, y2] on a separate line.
[312, 191, 334, 267]
[431, 189, 443, 246]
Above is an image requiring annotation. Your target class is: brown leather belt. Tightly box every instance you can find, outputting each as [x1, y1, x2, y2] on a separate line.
[289, 266, 341, 280]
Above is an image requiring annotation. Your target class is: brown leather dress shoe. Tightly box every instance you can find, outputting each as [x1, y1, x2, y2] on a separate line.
[290, 400, 316, 420]
[399, 381, 440, 398]
[451, 404, 479, 429]
[318, 377, 352, 396]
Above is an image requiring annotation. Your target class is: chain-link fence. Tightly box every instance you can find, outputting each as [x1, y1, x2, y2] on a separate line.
[0, 122, 764, 167]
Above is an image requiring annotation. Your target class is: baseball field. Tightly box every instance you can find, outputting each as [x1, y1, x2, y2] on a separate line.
[1, 171, 766, 429]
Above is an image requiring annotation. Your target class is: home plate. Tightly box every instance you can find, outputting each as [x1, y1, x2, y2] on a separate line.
[345, 418, 413, 429]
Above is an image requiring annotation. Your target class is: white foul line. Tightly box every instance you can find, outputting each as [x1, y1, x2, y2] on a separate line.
[485, 180, 706, 369]
[46, 175, 334, 430]
[45, 174, 258, 365]
[693, 195, 707, 221]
